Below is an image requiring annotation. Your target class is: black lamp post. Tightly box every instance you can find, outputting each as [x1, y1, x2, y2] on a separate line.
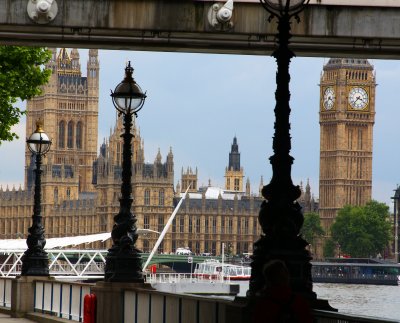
[21, 121, 51, 276]
[250, 0, 315, 299]
[104, 61, 147, 282]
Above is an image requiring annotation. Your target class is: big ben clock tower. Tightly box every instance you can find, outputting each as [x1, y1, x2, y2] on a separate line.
[319, 58, 376, 231]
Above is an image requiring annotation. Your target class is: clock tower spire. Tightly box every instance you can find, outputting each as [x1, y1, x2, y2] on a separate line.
[319, 58, 376, 232]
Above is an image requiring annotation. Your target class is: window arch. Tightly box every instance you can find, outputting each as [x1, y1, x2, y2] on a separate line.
[67, 121, 74, 148]
[159, 189, 165, 206]
[76, 122, 82, 149]
[58, 121, 65, 148]
[144, 189, 150, 206]
[54, 187, 58, 203]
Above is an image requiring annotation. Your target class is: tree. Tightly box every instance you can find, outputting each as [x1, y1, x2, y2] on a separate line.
[331, 200, 392, 258]
[300, 212, 324, 255]
[0, 46, 51, 142]
[323, 238, 335, 258]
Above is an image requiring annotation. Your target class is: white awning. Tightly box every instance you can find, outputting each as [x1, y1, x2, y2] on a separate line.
[0, 229, 159, 251]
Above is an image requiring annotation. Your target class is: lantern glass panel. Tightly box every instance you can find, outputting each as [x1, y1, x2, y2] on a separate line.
[28, 132, 51, 154]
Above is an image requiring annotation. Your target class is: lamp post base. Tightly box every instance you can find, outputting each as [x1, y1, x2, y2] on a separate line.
[21, 251, 49, 276]
[249, 234, 316, 300]
[105, 247, 144, 283]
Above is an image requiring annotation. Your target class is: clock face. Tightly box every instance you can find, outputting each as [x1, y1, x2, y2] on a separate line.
[348, 87, 369, 110]
[323, 87, 335, 110]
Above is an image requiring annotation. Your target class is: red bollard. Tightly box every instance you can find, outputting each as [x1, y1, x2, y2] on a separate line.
[84, 293, 97, 323]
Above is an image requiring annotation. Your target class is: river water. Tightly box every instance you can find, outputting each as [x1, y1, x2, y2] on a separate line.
[236, 282, 400, 321]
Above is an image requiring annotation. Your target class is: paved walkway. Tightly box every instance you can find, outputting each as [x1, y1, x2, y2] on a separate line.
[0, 314, 37, 322]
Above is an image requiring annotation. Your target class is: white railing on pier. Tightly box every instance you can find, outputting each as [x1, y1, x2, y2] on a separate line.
[0, 278, 12, 308]
[34, 280, 94, 321]
[0, 276, 397, 323]
[145, 272, 229, 284]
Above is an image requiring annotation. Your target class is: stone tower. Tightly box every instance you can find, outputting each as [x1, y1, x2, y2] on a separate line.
[181, 167, 198, 193]
[224, 136, 244, 192]
[319, 58, 375, 231]
[25, 48, 99, 204]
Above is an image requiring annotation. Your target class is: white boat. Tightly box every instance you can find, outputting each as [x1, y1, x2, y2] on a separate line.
[193, 259, 251, 281]
[145, 272, 240, 295]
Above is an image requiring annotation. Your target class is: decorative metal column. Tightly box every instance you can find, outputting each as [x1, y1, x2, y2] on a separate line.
[21, 121, 51, 276]
[249, 0, 315, 299]
[104, 61, 147, 282]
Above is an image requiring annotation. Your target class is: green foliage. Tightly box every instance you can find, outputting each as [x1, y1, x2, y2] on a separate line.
[331, 200, 392, 258]
[0, 46, 51, 142]
[323, 238, 335, 258]
[300, 212, 324, 246]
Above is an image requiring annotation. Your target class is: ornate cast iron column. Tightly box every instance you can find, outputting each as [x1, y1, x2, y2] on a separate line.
[249, 0, 316, 300]
[21, 121, 51, 276]
[105, 62, 147, 282]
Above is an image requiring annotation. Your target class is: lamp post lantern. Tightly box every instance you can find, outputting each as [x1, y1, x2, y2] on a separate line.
[21, 121, 51, 276]
[250, 0, 315, 299]
[105, 61, 147, 282]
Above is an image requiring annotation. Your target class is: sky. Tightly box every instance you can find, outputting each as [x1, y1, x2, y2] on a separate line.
[0, 50, 399, 209]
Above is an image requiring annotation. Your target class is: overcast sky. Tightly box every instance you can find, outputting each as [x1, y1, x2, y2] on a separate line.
[0, 50, 399, 209]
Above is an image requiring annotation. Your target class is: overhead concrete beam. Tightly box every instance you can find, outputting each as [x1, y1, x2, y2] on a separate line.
[1, 0, 400, 58]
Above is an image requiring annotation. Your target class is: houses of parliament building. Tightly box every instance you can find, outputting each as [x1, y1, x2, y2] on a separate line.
[0, 48, 321, 256]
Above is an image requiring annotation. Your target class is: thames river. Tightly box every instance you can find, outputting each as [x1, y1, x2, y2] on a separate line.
[236, 282, 400, 321]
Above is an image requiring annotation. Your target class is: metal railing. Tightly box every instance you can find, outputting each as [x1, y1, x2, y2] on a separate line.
[0, 278, 12, 308]
[34, 280, 94, 321]
[0, 276, 397, 323]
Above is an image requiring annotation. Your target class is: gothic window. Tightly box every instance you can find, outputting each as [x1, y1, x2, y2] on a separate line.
[54, 188, 58, 203]
[253, 218, 258, 234]
[228, 218, 233, 234]
[195, 242, 200, 254]
[159, 189, 165, 206]
[196, 217, 201, 233]
[158, 215, 164, 233]
[188, 217, 193, 233]
[244, 242, 249, 253]
[204, 241, 209, 253]
[244, 218, 249, 234]
[212, 217, 217, 234]
[221, 217, 225, 234]
[144, 215, 150, 229]
[76, 122, 82, 149]
[237, 218, 241, 234]
[234, 178, 240, 191]
[143, 240, 149, 253]
[66, 188, 71, 199]
[172, 240, 176, 252]
[58, 121, 65, 148]
[67, 121, 74, 148]
[205, 217, 209, 234]
[157, 241, 164, 254]
[227, 178, 230, 188]
[172, 219, 176, 233]
[237, 242, 241, 255]
[212, 242, 216, 256]
[179, 216, 184, 233]
[144, 189, 150, 206]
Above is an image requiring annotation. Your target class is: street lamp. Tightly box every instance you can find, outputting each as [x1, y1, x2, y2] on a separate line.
[249, 0, 315, 299]
[21, 120, 51, 276]
[104, 61, 147, 282]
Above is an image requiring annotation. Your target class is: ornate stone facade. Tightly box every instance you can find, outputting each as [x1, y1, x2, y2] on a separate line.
[0, 48, 317, 256]
[319, 58, 375, 231]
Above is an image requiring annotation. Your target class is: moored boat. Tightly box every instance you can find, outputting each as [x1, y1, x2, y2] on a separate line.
[311, 259, 400, 286]
[193, 259, 251, 281]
